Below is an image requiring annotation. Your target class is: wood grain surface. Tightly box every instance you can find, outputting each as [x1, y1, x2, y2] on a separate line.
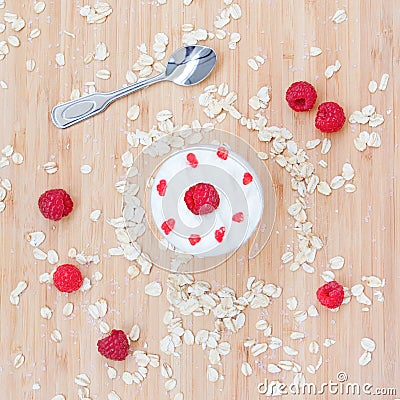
[0, 1, 399, 399]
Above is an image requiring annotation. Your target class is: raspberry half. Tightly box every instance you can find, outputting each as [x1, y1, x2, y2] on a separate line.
[315, 102, 346, 133]
[53, 264, 83, 293]
[285, 81, 317, 112]
[38, 189, 73, 221]
[316, 281, 344, 309]
[184, 182, 220, 215]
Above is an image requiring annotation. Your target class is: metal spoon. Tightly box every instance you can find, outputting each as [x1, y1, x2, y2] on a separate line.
[51, 45, 217, 129]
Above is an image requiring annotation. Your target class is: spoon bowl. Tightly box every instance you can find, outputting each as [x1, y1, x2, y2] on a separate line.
[165, 45, 217, 86]
[51, 45, 217, 129]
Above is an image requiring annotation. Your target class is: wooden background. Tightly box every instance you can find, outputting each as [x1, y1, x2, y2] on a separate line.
[0, 0, 399, 399]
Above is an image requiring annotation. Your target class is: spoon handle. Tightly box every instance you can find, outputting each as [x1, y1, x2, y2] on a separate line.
[51, 73, 165, 129]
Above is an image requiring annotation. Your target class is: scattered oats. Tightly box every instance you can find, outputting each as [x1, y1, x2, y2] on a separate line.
[294, 310, 308, 323]
[84, 52, 94, 64]
[40, 306, 53, 319]
[330, 175, 345, 190]
[329, 255, 345, 270]
[127, 104, 140, 121]
[126, 70, 137, 84]
[321, 138, 331, 154]
[43, 161, 58, 174]
[96, 69, 111, 80]
[367, 131, 381, 147]
[34, 1, 46, 14]
[306, 139, 320, 149]
[174, 394, 184, 400]
[80, 164, 92, 174]
[324, 60, 341, 79]
[99, 321, 110, 334]
[7, 36, 20, 47]
[55, 53, 65, 66]
[317, 181, 332, 196]
[26, 231, 46, 247]
[284, 346, 299, 356]
[369, 113, 384, 127]
[308, 304, 319, 317]
[207, 366, 219, 382]
[368, 80, 378, 93]
[127, 265, 140, 279]
[354, 137, 367, 152]
[251, 343, 268, 356]
[156, 109, 173, 121]
[247, 58, 259, 71]
[145, 281, 162, 296]
[267, 363, 281, 373]
[241, 362, 253, 376]
[75, 374, 91, 387]
[108, 391, 121, 400]
[90, 209, 101, 222]
[51, 396, 65, 400]
[0, 80, 7, 89]
[33, 248, 47, 260]
[342, 162, 355, 180]
[51, 329, 62, 343]
[183, 329, 194, 345]
[323, 338, 336, 347]
[129, 324, 140, 341]
[47, 249, 59, 265]
[26, 59, 36, 72]
[332, 9, 347, 23]
[13, 353, 25, 369]
[257, 151, 268, 160]
[11, 17, 26, 32]
[351, 284, 364, 297]
[361, 337, 376, 352]
[378, 73, 389, 91]
[362, 275, 384, 288]
[63, 302, 74, 317]
[38, 272, 51, 284]
[123, 371, 137, 385]
[344, 183, 356, 193]
[309, 341, 319, 354]
[11, 152, 24, 164]
[310, 46, 322, 57]
[165, 378, 177, 391]
[94, 42, 109, 61]
[281, 251, 294, 264]
[30, 28, 41, 39]
[359, 351, 372, 366]
[286, 297, 298, 311]
[32, 383, 40, 390]
[68, 247, 77, 258]
[107, 366, 117, 379]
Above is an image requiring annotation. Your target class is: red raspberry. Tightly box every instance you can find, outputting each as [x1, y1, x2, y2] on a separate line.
[316, 281, 344, 309]
[187, 153, 198, 168]
[285, 81, 317, 112]
[232, 212, 244, 223]
[97, 329, 130, 361]
[161, 218, 175, 235]
[38, 189, 73, 221]
[184, 183, 220, 215]
[53, 264, 83, 293]
[243, 172, 253, 185]
[215, 227, 225, 243]
[216, 146, 229, 160]
[189, 234, 201, 246]
[315, 102, 346, 133]
[156, 179, 167, 196]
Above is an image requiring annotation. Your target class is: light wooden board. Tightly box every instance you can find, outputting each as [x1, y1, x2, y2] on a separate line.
[0, 1, 399, 399]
